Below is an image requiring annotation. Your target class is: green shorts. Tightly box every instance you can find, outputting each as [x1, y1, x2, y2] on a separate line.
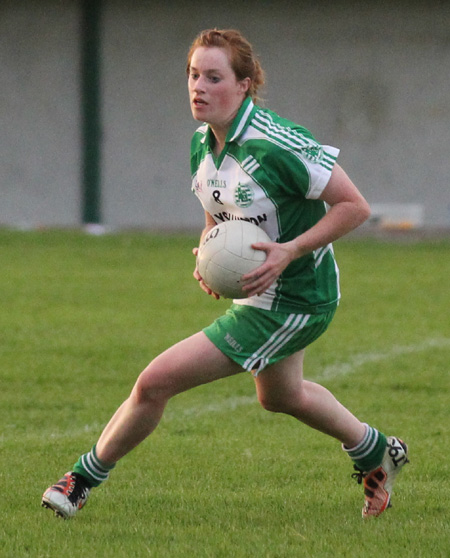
[203, 303, 336, 375]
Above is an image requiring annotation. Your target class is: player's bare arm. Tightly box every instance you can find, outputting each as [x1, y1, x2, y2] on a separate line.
[242, 164, 370, 297]
[290, 164, 371, 258]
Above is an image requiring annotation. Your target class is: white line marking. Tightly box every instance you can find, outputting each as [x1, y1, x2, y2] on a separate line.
[316, 337, 450, 380]
[3, 337, 449, 443]
[173, 396, 257, 419]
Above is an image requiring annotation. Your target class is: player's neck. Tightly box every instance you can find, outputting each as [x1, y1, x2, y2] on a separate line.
[210, 130, 226, 157]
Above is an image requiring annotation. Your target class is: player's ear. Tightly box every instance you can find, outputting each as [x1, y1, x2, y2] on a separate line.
[238, 77, 251, 95]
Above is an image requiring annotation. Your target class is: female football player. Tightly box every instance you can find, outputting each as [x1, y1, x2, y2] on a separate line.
[42, 28, 408, 520]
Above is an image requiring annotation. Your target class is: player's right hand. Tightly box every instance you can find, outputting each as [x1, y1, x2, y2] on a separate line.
[192, 247, 220, 300]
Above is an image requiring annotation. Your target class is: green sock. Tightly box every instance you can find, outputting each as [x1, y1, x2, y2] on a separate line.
[73, 445, 116, 488]
[343, 424, 387, 472]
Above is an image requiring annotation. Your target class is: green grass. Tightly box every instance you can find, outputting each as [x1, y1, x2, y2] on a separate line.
[0, 229, 449, 557]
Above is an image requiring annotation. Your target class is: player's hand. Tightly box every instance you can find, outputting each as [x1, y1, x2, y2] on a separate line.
[241, 241, 297, 297]
[192, 247, 221, 300]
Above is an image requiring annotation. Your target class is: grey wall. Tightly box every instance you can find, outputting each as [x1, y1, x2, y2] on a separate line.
[1, 0, 450, 230]
[1, 0, 80, 228]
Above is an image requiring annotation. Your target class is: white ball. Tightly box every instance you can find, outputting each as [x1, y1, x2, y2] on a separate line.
[197, 220, 271, 299]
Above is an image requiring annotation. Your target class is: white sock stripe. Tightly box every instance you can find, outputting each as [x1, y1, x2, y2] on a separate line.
[89, 451, 103, 470]
[91, 450, 114, 472]
[347, 428, 380, 460]
[346, 423, 370, 452]
[81, 453, 110, 481]
[361, 430, 379, 458]
[80, 455, 103, 481]
[85, 453, 105, 476]
[350, 439, 379, 460]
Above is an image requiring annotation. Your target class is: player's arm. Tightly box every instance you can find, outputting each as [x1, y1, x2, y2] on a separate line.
[291, 163, 371, 257]
[193, 211, 221, 299]
[199, 211, 218, 243]
[242, 164, 370, 296]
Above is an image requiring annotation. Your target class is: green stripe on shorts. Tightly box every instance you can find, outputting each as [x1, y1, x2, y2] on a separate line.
[203, 303, 336, 375]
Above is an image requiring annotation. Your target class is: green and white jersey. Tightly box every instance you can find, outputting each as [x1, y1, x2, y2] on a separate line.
[190, 97, 340, 315]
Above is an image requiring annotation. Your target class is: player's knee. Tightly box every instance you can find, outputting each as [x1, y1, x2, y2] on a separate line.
[133, 363, 171, 405]
[258, 394, 293, 414]
[259, 399, 281, 413]
[258, 387, 306, 415]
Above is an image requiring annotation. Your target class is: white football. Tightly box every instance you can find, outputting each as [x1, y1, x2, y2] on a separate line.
[197, 220, 271, 299]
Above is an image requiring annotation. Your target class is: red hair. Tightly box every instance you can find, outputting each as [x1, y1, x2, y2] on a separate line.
[186, 29, 265, 102]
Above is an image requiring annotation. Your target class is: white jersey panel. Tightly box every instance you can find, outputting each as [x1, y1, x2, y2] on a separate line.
[192, 153, 280, 309]
[193, 152, 280, 241]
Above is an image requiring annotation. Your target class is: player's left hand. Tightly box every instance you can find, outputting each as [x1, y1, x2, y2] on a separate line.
[241, 241, 297, 297]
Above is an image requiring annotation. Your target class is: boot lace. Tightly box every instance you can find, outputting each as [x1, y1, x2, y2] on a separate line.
[351, 465, 366, 485]
[68, 473, 89, 504]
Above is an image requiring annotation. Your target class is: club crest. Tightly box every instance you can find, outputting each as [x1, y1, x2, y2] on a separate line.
[234, 183, 254, 208]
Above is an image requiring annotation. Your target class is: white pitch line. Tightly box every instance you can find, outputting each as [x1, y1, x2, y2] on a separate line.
[172, 395, 258, 419]
[162, 336, 450, 420]
[169, 336, 450, 419]
[315, 337, 450, 380]
[2, 337, 449, 443]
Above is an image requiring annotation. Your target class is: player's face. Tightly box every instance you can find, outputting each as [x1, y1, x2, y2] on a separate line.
[188, 47, 249, 133]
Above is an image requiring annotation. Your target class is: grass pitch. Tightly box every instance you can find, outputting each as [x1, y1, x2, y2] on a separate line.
[0, 229, 449, 557]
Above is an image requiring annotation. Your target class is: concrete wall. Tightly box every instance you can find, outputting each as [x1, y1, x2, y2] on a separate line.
[1, 0, 449, 230]
[1, 0, 80, 228]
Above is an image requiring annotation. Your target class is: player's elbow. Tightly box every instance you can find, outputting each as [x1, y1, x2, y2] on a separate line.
[358, 198, 371, 224]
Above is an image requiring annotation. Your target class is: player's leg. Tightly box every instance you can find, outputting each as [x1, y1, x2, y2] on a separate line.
[42, 332, 243, 518]
[254, 350, 408, 517]
[253, 349, 366, 447]
[95, 331, 243, 463]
